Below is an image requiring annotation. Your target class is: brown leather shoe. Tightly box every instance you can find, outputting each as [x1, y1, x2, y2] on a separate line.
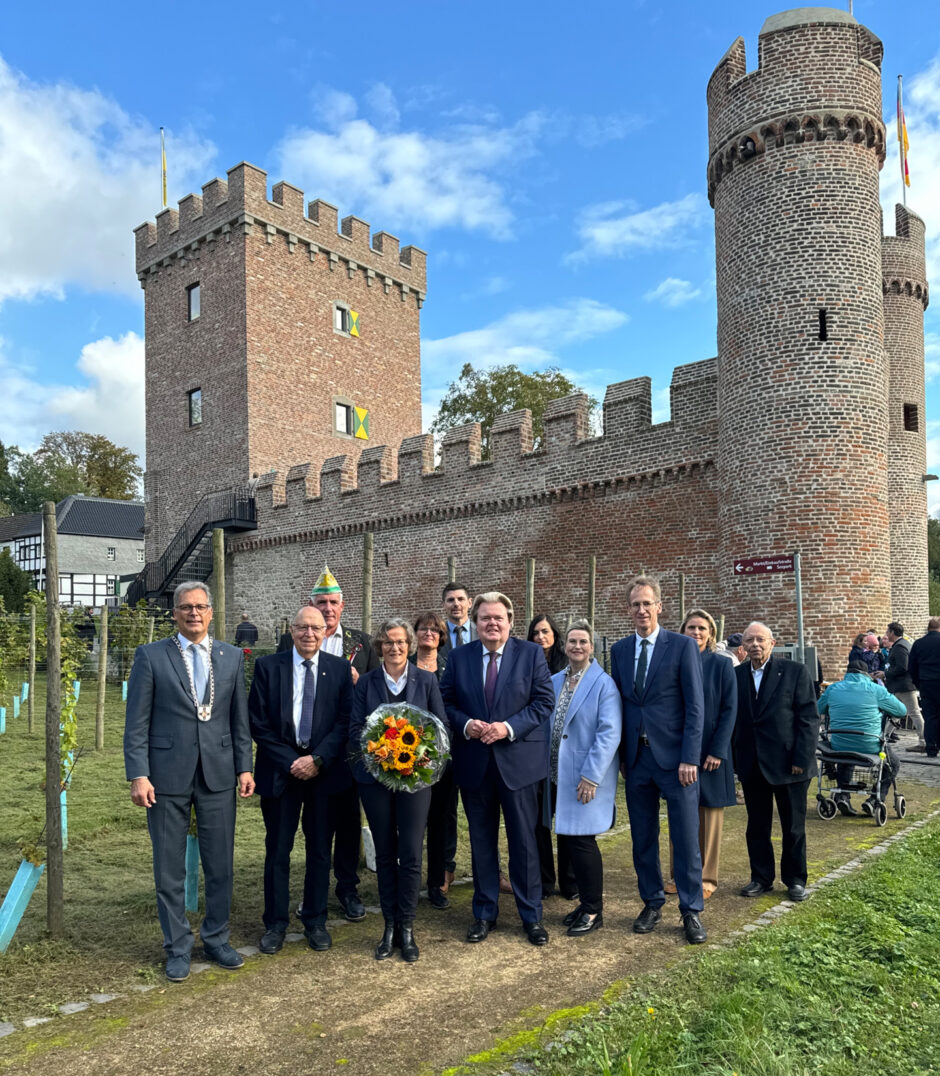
[664, 880, 677, 895]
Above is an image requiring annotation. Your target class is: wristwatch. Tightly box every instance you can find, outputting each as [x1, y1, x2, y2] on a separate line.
[311, 755, 324, 770]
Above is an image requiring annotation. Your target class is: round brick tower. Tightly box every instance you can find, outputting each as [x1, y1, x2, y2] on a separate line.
[883, 203, 930, 633]
[708, 7, 890, 668]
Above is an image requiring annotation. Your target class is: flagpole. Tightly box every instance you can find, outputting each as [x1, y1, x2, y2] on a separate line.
[161, 127, 167, 209]
[897, 76, 907, 208]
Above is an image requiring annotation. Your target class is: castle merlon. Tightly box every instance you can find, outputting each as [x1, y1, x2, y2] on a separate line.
[133, 161, 427, 295]
[882, 204, 929, 309]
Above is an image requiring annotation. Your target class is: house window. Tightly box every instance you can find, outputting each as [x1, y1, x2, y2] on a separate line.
[333, 304, 359, 337]
[904, 404, 919, 432]
[137, 548, 145, 563]
[106, 547, 116, 560]
[188, 388, 203, 426]
[187, 283, 201, 321]
[334, 401, 353, 436]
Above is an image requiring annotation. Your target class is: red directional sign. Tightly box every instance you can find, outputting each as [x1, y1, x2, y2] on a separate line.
[733, 555, 795, 575]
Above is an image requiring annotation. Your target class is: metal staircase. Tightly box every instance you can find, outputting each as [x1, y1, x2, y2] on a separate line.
[126, 488, 257, 607]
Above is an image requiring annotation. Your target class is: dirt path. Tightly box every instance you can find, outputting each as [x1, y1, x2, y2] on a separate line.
[3, 778, 938, 1076]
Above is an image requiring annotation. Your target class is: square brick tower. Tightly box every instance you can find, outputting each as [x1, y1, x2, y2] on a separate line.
[134, 162, 425, 560]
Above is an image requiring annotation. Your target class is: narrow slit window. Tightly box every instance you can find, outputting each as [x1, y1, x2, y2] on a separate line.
[904, 404, 919, 432]
[187, 283, 201, 321]
[188, 388, 203, 426]
[818, 309, 828, 341]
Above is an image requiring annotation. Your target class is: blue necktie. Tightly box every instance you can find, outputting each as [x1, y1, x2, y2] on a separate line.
[298, 659, 315, 747]
[192, 643, 208, 702]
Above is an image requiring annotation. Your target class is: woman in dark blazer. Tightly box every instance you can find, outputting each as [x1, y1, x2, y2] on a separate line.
[666, 608, 738, 898]
[350, 616, 448, 962]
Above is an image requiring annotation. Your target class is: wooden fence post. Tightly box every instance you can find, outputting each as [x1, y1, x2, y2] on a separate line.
[679, 572, 687, 624]
[212, 528, 226, 641]
[361, 532, 374, 636]
[43, 501, 64, 938]
[95, 605, 108, 751]
[525, 558, 535, 626]
[28, 605, 36, 734]
[587, 554, 596, 630]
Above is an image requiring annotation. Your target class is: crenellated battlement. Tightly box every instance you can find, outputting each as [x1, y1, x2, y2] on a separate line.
[236, 358, 719, 541]
[134, 161, 427, 297]
[706, 8, 885, 204]
[883, 204, 929, 309]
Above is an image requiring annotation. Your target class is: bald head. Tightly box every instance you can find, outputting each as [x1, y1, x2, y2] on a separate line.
[291, 605, 327, 658]
[742, 621, 775, 668]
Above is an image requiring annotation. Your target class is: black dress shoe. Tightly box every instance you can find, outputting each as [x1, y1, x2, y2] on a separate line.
[374, 919, 397, 960]
[306, 925, 332, 951]
[787, 883, 809, 902]
[400, 921, 420, 962]
[427, 886, 450, 910]
[466, 918, 497, 943]
[524, 921, 549, 946]
[740, 880, 774, 898]
[633, 905, 662, 934]
[560, 889, 580, 902]
[566, 911, 603, 937]
[337, 892, 366, 921]
[562, 905, 584, 928]
[682, 913, 707, 944]
[259, 929, 285, 954]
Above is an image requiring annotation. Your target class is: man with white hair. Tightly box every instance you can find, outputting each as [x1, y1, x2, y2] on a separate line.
[733, 621, 818, 902]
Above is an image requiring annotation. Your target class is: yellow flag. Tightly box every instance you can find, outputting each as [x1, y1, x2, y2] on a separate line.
[897, 78, 910, 188]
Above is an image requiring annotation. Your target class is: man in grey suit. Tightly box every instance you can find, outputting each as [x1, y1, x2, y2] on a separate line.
[124, 581, 255, 982]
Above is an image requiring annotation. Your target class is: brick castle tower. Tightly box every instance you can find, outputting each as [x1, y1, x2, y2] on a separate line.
[135, 162, 425, 559]
[708, 6, 928, 649]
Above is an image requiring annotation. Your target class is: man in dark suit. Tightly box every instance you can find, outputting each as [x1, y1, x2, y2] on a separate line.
[440, 591, 555, 945]
[249, 604, 354, 952]
[311, 565, 379, 921]
[439, 582, 477, 655]
[733, 621, 819, 902]
[124, 582, 255, 983]
[909, 617, 940, 758]
[610, 575, 707, 945]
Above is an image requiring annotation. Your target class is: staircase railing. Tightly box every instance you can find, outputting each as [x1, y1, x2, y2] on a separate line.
[126, 488, 256, 606]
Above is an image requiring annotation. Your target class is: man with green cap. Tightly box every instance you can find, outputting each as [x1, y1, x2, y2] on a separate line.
[311, 565, 379, 921]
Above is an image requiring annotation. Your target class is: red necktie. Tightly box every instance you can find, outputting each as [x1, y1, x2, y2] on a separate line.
[484, 651, 499, 712]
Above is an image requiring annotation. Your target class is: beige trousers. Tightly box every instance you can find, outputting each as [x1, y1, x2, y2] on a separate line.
[668, 806, 724, 891]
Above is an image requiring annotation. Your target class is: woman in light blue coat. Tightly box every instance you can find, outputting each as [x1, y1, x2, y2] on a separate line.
[547, 619, 623, 936]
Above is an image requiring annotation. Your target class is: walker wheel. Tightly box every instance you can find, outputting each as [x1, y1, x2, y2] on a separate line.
[895, 796, 906, 819]
[874, 802, 888, 827]
[817, 798, 838, 820]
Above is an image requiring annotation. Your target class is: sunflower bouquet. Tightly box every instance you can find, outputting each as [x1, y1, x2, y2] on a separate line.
[360, 703, 451, 793]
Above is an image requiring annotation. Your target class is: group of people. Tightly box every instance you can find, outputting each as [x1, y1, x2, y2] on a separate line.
[124, 570, 828, 981]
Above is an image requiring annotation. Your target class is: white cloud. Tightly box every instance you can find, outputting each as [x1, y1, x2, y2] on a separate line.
[0, 55, 215, 305]
[566, 193, 709, 264]
[277, 100, 547, 239]
[421, 298, 629, 423]
[460, 275, 512, 300]
[364, 82, 401, 130]
[644, 277, 703, 307]
[574, 112, 645, 148]
[0, 332, 145, 459]
[925, 331, 940, 381]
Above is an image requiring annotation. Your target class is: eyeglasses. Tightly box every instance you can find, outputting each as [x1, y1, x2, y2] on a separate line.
[176, 604, 210, 614]
[381, 641, 408, 648]
[417, 626, 440, 635]
[292, 625, 325, 635]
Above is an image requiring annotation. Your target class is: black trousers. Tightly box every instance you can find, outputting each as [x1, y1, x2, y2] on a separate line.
[921, 685, 940, 754]
[740, 769, 810, 888]
[539, 782, 578, 897]
[425, 761, 458, 888]
[557, 834, 603, 913]
[359, 782, 432, 922]
[260, 777, 332, 932]
[328, 781, 361, 897]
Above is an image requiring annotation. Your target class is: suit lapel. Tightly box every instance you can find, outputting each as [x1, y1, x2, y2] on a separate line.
[492, 638, 517, 710]
[756, 658, 783, 715]
[166, 637, 194, 697]
[639, 630, 667, 698]
[279, 651, 294, 738]
[622, 635, 638, 701]
[563, 661, 597, 729]
[405, 665, 420, 704]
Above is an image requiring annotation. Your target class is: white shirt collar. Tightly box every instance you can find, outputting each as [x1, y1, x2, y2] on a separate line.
[751, 656, 771, 675]
[293, 646, 320, 668]
[178, 632, 209, 650]
[636, 625, 661, 647]
[383, 665, 409, 694]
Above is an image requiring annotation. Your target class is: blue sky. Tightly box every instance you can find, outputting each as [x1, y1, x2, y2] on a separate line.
[1, 1, 938, 504]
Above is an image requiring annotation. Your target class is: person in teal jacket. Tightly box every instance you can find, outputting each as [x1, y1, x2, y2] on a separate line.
[817, 660, 906, 815]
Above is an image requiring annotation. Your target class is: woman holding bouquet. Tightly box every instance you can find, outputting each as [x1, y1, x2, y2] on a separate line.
[350, 617, 449, 962]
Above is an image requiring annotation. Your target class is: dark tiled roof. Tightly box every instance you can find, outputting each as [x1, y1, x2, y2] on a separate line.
[0, 512, 41, 541]
[56, 496, 144, 539]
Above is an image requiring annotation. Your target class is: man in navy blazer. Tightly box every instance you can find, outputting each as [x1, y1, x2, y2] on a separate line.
[610, 576, 707, 945]
[249, 605, 354, 954]
[440, 591, 555, 945]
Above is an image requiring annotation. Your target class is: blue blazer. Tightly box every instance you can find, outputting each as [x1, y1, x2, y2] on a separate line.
[124, 636, 253, 794]
[549, 660, 622, 836]
[440, 637, 555, 792]
[699, 651, 738, 808]
[349, 664, 449, 785]
[248, 649, 354, 797]
[610, 628, 704, 770]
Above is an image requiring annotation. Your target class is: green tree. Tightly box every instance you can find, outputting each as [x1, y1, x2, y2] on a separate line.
[36, 432, 142, 500]
[0, 548, 33, 612]
[429, 363, 597, 460]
